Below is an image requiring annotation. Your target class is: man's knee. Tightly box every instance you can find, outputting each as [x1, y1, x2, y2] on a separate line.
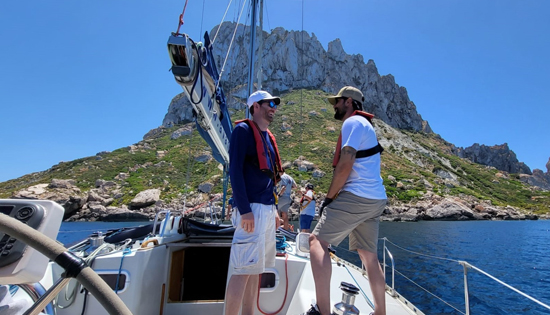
[357, 248, 379, 264]
[309, 234, 329, 248]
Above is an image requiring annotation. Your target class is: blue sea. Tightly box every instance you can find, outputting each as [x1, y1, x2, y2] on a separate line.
[57, 220, 550, 315]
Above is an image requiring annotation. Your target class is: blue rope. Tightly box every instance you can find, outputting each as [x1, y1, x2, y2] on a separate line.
[276, 235, 287, 251]
[284, 242, 292, 252]
[343, 264, 375, 309]
[115, 247, 132, 294]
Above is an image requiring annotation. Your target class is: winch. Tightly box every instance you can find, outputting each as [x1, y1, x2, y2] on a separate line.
[333, 281, 361, 315]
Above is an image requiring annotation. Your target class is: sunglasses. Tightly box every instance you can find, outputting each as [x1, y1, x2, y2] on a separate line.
[259, 100, 277, 109]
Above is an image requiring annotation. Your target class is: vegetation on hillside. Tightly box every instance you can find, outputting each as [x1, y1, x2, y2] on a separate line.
[1, 89, 548, 214]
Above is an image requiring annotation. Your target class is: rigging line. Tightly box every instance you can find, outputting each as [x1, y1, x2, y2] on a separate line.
[383, 238, 460, 263]
[299, 0, 304, 159]
[183, 126, 197, 211]
[215, 0, 249, 92]
[200, 0, 206, 38]
[212, 0, 234, 45]
[263, 0, 271, 32]
[393, 268, 466, 315]
[343, 264, 375, 310]
[175, 0, 189, 35]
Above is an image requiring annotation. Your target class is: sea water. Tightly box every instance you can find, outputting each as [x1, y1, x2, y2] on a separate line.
[56, 220, 550, 315]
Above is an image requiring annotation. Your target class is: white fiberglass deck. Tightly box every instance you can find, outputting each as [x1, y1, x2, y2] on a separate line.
[271, 245, 423, 315]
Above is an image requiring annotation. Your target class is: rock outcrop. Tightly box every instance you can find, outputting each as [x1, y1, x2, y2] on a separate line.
[12, 181, 86, 219]
[163, 23, 432, 134]
[520, 157, 550, 190]
[279, 191, 540, 222]
[453, 143, 532, 175]
[382, 193, 539, 221]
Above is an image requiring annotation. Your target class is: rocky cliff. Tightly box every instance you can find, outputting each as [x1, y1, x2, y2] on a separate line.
[521, 158, 550, 190]
[163, 23, 432, 134]
[161, 23, 550, 190]
[453, 143, 532, 175]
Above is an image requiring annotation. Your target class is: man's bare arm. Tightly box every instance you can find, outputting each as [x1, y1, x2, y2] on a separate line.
[326, 146, 356, 199]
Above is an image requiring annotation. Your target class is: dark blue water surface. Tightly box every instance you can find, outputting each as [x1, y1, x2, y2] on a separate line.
[57, 220, 550, 315]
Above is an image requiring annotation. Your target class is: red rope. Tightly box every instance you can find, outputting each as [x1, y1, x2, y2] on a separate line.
[256, 254, 289, 315]
[183, 195, 221, 215]
[175, 0, 189, 35]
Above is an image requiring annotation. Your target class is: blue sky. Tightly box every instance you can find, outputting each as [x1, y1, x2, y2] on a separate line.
[1, 0, 549, 182]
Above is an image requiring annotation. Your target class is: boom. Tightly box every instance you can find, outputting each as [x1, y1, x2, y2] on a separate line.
[167, 32, 233, 166]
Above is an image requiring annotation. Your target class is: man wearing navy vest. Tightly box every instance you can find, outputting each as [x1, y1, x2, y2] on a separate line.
[225, 91, 282, 315]
[306, 86, 387, 315]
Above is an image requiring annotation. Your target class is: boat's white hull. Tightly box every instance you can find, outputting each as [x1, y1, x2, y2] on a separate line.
[46, 233, 421, 315]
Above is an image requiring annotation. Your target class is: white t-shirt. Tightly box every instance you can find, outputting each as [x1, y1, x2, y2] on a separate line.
[340, 115, 387, 200]
[301, 190, 316, 216]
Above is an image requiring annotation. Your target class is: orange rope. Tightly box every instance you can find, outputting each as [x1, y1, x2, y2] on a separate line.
[183, 195, 222, 215]
[175, 0, 189, 35]
[256, 254, 289, 315]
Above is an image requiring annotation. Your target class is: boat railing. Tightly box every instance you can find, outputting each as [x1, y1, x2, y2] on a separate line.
[381, 239, 396, 297]
[379, 237, 550, 315]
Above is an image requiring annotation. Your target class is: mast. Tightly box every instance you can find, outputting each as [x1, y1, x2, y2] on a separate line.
[246, 0, 259, 119]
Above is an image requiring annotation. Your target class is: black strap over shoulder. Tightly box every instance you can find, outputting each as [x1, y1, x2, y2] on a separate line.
[355, 143, 384, 159]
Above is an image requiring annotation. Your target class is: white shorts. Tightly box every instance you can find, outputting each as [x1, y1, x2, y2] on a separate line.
[229, 203, 276, 275]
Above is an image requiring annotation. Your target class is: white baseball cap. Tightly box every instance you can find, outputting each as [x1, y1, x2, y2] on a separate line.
[246, 91, 281, 108]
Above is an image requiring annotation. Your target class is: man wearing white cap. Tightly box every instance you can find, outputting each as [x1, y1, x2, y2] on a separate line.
[306, 86, 387, 315]
[225, 90, 283, 315]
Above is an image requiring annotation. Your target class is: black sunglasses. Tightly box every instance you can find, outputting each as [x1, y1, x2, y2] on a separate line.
[259, 100, 277, 109]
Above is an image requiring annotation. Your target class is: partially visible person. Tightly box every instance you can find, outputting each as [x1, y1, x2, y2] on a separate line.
[277, 170, 296, 230]
[306, 86, 387, 315]
[226, 195, 235, 220]
[299, 183, 316, 233]
[224, 90, 283, 315]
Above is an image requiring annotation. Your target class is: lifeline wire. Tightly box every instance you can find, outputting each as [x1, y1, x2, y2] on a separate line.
[392, 267, 465, 314]
[382, 238, 460, 263]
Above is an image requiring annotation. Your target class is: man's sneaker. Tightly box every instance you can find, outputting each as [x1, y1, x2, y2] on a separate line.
[303, 304, 321, 315]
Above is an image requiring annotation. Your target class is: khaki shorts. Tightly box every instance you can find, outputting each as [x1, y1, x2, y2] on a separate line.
[229, 203, 276, 275]
[313, 191, 386, 253]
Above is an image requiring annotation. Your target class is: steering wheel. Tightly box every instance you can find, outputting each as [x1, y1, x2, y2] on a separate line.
[0, 213, 132, 315]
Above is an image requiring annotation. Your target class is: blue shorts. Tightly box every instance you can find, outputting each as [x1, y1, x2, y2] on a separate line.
[299, 214, 314, 231]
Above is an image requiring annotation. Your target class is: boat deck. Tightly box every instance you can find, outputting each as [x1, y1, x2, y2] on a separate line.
[269, 245, 423, 315]
[47, 227, 425, 315]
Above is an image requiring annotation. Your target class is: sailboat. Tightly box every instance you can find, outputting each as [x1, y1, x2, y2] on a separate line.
[0, 1, 421, 313]
[3, 1, 548, 315]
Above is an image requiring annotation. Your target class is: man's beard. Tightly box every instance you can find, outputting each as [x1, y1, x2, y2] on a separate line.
[334, 108, 345, 120]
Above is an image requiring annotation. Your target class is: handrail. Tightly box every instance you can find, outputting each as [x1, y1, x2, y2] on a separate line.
[460, 261, 550, 312]
[379, 237, 550, 314]
[381, 238, 396, 297]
